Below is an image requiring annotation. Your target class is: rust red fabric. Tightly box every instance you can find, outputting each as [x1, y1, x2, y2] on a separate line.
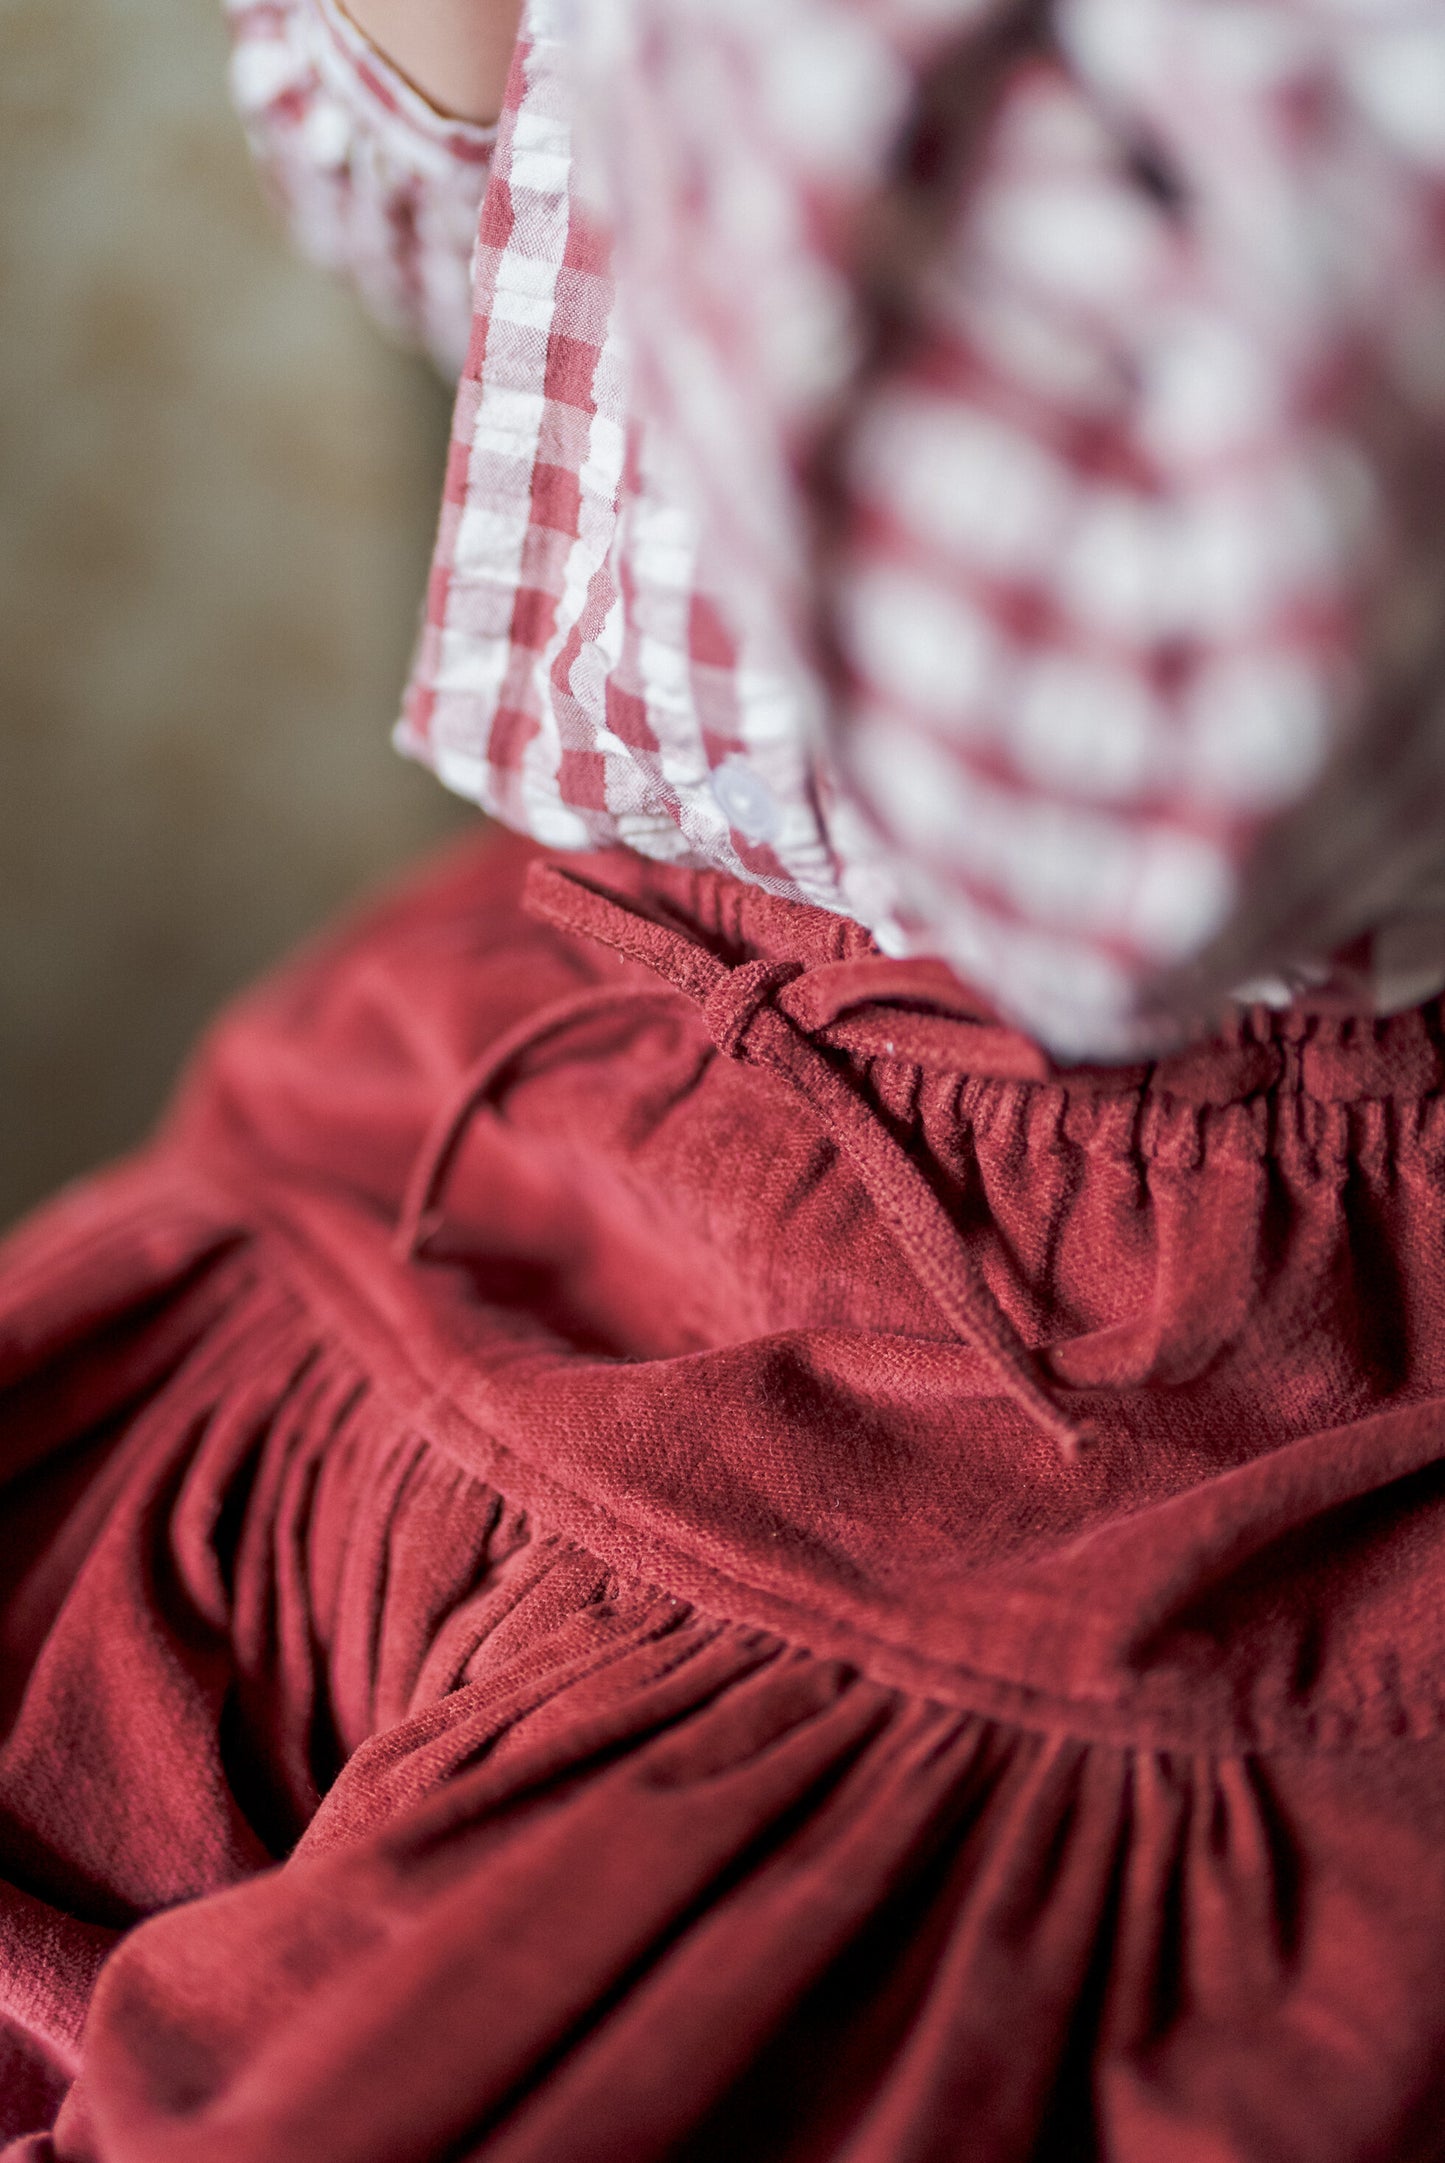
[4, 826, 1445, 2159]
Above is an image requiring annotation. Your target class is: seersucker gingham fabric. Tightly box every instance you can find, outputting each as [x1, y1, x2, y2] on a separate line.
[226, 0, 498, 378]
[395, 10, 887, 932]
[226, 0, 1445, 1058]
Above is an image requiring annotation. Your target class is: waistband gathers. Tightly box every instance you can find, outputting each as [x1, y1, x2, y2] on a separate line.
[395, 859, 1094, 1460]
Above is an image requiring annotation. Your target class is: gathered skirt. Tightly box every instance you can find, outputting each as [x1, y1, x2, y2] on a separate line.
[3, 827, 1445, 2160]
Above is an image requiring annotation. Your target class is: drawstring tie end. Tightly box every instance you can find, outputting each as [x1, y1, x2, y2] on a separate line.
[398, 858, 1097, 1466]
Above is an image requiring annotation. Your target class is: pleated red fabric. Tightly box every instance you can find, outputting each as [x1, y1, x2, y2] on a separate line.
[5, 827, 1445, 2160]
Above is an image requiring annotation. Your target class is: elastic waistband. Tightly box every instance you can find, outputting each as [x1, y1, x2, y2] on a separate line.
[582, 852, 1445, 1109]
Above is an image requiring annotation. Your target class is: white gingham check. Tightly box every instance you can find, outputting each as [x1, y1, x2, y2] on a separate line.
[230, 0, 1445, 1057]
[393, 5, 879, 929]
[226, 0, 498, 376]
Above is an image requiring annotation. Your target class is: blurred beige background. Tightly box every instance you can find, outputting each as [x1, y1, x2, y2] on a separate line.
[0, 0, 472, 1228]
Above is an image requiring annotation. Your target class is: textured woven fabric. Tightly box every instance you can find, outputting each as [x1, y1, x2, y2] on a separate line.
[225, 0, 1445, 1056]
[7, 829, 1445, 2157]
[225, 0, 497, 376]
[580, 0, 1445, 1052]
[393, 9, 889, 934]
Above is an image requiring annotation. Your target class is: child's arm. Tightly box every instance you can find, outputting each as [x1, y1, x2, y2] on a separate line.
[340, 0, 526, 126]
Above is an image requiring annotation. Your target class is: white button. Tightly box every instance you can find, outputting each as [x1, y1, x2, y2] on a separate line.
[711, 755, 782, 844]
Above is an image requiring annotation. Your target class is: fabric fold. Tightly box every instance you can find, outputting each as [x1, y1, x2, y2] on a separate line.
[5, 829, 1445, 2157]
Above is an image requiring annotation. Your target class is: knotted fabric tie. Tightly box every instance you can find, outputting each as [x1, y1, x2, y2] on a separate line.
[397, 859, 1093, 1459]
[703, 957, 807, 1058]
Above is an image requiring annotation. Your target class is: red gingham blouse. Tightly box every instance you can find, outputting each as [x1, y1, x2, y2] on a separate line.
[226, 0, 1445, 1058]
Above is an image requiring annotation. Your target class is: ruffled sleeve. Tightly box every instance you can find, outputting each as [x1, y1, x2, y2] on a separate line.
[223, 0, 498, 378]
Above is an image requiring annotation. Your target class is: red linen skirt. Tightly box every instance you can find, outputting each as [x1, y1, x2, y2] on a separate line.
[4, 827, 1445, 2162]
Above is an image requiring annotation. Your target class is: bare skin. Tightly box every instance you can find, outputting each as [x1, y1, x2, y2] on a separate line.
[340, 0, 527, 126]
